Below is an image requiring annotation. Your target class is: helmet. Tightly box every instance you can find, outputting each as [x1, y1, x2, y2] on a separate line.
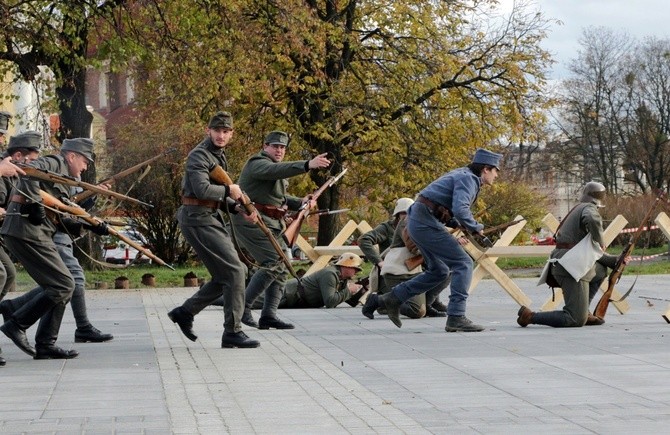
[393, 197, 414, 216]
[335, 252, 363, 270]
[580, 181, 606, 207]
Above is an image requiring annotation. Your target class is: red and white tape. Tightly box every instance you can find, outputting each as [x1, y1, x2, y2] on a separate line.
[630, 252, 668, 261]
[620, 225, 659, 234]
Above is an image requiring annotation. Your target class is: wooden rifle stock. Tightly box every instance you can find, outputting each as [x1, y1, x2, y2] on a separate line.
[18, 163, 153, 208]
[39, 190, 174, 269]
[209, 166, 301, 280]
[593, 194, 663, 319]
[74, 147, 177, 203]
[282, 167, 348, 248]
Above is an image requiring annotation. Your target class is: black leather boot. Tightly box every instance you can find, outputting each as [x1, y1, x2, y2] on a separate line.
[1, 292, 55, 357]
[379, 292, 403, 328]
[221, 331, 260, 348]
[0, 299, 14, 323]
[35, 302, 67, 349]
[34, 344, 79, 360]
[75, 325, 114, 343]
[362, 293, 380, 319]
[0, 348, 5, 366]
[258, 316, 294, 330]
[168, 306, 197, 341]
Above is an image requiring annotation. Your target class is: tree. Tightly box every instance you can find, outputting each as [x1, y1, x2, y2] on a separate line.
[108, 0, 554, 245]
[555, 26, 634, 193]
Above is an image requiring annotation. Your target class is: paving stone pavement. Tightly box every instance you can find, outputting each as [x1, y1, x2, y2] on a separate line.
[1, 274, 670, 434]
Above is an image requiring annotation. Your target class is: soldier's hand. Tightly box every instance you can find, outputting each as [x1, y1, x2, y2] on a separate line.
[22, 202, 46, 225]
[457, 236, 468, 246]
[242, 208, 258, 224]
[0, 157, 25, 177]
[228, 184, 243, 201]
[307, 153, 330, 170]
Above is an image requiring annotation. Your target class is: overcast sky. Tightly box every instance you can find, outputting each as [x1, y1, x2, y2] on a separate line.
[498, 0, 670, 79]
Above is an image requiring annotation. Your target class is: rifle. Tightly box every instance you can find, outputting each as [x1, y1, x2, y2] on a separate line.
[73, 147, 177, 203]
[209, 165, 302, 281]
[18, 163, 153, 208]
[39, 190, 174, 270]
[282, 167, 348, 248]
[593, 194, 663, 319]
[345, 276, 369, 307]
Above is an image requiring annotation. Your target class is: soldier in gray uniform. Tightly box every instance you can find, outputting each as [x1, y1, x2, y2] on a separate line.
[0, 135, 113, 344]
[168, 111, 260, 348]
[0, 132, 41, 302]
[232, 130, 330, 330]
[0, 138, 108, 361]
[517, 182, 630, 328]
[279, 253, 363, 309]
[0, 130, 40, 366]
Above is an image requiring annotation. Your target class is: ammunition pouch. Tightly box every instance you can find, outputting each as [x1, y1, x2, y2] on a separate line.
[417, 195, 452, 224]
[254, 203, 288, 220]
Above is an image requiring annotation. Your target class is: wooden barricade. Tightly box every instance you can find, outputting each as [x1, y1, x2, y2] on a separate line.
[295, 213, 649, 316]
[295, 219, 371, 276]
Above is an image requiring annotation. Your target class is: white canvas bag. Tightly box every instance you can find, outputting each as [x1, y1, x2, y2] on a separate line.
[556, 233, 604, 281]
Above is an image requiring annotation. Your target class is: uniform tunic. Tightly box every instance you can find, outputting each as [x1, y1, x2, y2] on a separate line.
[177, 137, 246, 333]
[391, 166, 481, 316]
[231, 150, 309, 318]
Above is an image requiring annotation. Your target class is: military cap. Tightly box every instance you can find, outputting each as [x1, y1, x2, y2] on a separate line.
[264, 131, 289, 147]
[472, 148, 503, 170]
[8, 130, 42, 152]
[0, 111, 11, 134]
[208, 111, 233, 130]
[62, 137, 95, 163]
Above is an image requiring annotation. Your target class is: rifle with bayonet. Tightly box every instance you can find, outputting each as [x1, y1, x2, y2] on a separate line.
[73, 148, 177, 204]
[209, 165, 302, 281]
[17, 163, 153, 208]
[282, 168, 348, 248]
[594, 193, 664, 319]
[39, 190, 174, 269]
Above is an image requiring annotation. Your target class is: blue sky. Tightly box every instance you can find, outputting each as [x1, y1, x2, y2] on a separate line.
[497, 0, 670, 79]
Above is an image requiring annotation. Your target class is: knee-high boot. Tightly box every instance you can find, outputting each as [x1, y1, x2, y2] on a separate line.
[34, 302, 78, 359]
[0, 292, 56, 356]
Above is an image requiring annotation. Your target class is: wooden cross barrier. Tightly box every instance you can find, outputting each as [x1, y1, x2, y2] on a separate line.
[652, 212, 670, 323]
[539, 214, 630, 314]
[294, 219, 372, 276]
[465, 215, 552, 307]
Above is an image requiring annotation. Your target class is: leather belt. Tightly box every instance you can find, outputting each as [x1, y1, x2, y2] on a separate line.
[416, 195, 452, 223]
[555, 243, 575, 249]
[181, 196, 219, 209]
[254, 203, 288, 220]
[10, 194, 28, 204]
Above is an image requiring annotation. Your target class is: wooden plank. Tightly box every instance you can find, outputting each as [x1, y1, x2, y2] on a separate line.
[470, 216, 526, 290]
[313, 246, 364, 256]
[484, 245, 554, 257]
[305, 220, 360, 276]
[295, 234, 319, 262]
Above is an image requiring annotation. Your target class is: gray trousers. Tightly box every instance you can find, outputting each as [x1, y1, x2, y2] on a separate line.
[232, 216, 287, 319]
[8, 232, 93, 330]
[3, 234, 74, 344]
[532, 262, 608, 327]
[180, 223, 246, 333]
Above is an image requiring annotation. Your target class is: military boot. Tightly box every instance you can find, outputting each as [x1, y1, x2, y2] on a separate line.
[168, 306, 197, 341]
[445, 315, 485, 332]
[362, 293, 380, 319]
[1, 292, 55, 356]
[585, 313, 605, 326]
[516, 306, 535, 327]
[75, 325, 114, 343]
[379, 293, 402, 328]
[221, 331, 260, 348]
[241, 308, 258, 328]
